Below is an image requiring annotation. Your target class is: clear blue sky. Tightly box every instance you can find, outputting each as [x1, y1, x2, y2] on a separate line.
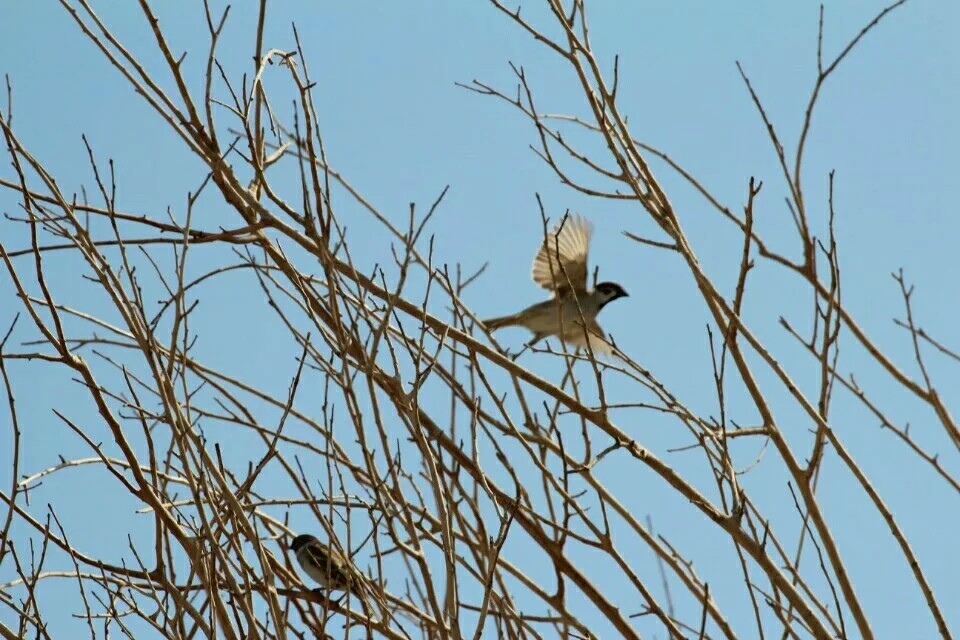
[1, 2, 958, 638]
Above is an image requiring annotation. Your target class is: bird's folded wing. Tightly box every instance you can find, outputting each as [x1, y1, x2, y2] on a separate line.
[531, 214, 592, 298]
[305, 545, 355, 585]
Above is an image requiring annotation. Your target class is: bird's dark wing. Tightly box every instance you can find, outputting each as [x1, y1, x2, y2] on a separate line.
[304, 543, 357, 589]
[531, 214, 592, 299]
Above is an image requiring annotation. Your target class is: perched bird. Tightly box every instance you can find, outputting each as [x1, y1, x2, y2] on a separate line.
[482, 214, 628, 354]
[289, 534, 363, 596]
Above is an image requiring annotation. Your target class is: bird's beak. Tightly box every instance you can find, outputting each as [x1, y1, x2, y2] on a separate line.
[619, 289, 629, 299]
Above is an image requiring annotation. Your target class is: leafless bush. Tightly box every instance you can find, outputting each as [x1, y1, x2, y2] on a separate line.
[0, 1, 954, 639]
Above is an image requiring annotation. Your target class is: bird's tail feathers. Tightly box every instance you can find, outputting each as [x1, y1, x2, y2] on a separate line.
[481, 314, 519, 331]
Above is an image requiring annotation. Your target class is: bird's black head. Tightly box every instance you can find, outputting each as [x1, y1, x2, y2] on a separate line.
[595, 281, 629, 309]
[289, 534, 317, 552]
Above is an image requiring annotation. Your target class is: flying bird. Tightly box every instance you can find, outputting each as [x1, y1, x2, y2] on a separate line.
[482, 214, 627, 354]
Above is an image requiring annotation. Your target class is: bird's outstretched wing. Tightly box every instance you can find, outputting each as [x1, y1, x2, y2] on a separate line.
[531, 214, 592, 299]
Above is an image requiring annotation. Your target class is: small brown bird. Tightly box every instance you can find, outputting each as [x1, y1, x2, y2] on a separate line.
[289, 534, 363, 596]
[482, 214, 628, 354]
